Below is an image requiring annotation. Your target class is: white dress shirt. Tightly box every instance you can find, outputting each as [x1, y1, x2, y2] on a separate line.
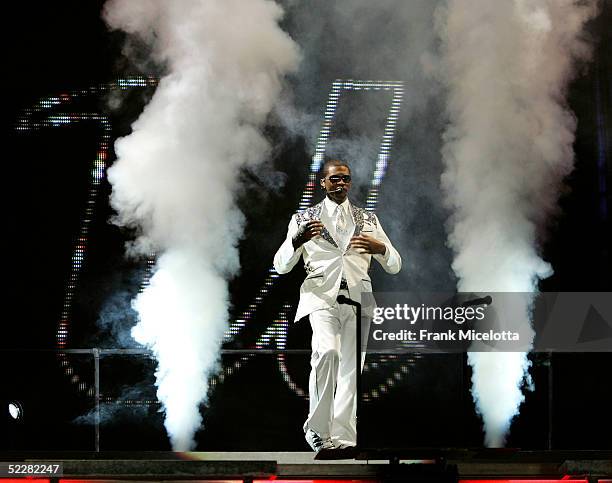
[322, 197, 354, 252]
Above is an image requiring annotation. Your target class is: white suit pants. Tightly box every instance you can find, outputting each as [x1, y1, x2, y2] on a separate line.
[303, 290, 364, 447]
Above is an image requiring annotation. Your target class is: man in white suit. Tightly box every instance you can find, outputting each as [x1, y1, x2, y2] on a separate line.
[274, 159, 401, 456]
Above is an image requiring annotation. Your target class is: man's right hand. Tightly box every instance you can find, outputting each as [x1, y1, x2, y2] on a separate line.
[293, 220, 324, 248]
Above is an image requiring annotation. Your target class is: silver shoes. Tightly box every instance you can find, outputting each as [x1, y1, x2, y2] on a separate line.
[305, 429, 335, 453]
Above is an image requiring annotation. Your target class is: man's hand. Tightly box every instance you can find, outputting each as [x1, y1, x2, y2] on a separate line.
[293, 220, 324, 248]
[349, 234, 386, 255]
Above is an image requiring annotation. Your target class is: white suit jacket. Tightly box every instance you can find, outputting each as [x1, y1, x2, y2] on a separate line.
[273, 199, 401, 321]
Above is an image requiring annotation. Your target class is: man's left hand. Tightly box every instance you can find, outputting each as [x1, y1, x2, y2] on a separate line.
[349, 234, 386, 255]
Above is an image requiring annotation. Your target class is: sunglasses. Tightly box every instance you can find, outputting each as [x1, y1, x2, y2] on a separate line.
[325, 175, 352, 183]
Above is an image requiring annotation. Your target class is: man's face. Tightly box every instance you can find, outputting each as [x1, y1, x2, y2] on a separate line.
[320, 165, 352, 204]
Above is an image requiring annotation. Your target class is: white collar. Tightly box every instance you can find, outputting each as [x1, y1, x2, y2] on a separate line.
[323, 196, 350, 217]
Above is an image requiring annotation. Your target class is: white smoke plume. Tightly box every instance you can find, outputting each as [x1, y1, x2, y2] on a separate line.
[102, 0, 299, 450]
[435, 0, 597, 446]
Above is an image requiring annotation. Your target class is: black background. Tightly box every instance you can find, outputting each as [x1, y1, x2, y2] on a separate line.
[1, 1, 610, 452]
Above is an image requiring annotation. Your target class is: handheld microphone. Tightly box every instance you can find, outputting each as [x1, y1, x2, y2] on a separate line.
[337, 294, 359, 306]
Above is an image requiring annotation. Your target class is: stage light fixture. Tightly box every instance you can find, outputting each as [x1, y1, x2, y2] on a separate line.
[7, 401, 23, 420]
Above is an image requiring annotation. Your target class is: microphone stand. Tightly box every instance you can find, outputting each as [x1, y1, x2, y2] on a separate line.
[335, 292, 492, 454]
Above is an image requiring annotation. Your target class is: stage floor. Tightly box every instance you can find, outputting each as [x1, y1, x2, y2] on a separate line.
[1, 450, 610, 480]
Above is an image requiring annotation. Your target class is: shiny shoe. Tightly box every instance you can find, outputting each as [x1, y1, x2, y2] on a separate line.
[305, 429, 335, 453]
[334, 444, 358, 459]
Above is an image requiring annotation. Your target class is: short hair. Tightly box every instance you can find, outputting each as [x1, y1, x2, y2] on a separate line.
[321, 159, 351, 178]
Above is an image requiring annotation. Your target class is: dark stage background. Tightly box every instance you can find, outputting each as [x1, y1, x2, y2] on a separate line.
[2, 1, 611, 452]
